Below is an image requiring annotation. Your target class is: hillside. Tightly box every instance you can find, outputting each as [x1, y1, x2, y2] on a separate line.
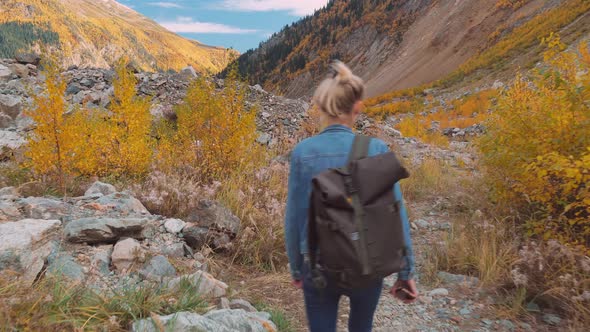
[232, 0, 590, 98]
[0, 0, 236, 73]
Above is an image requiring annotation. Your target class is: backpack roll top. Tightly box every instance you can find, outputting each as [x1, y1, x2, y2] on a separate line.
[308, 135, 411, 289]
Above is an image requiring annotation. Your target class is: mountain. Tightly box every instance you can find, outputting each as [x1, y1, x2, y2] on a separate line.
[231, 0, 590, 98]
[0, 0, 236, 73]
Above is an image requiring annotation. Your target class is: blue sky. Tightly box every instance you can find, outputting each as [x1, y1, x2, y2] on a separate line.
[118, 1, 330, 53]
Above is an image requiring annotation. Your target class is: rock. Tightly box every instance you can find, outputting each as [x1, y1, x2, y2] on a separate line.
[204, 309, 277, 332]
[79, 78, 95, 88]
[0, 219, 61, 284]
[526, 301, 540, 313]
[0, 130, 25, 150]
[131, 311, 233, 332]
[65, 217, 148, 244]
[492, 80, 505, 90]
[0, 112, 14, 128]
[0, 201, 22, 222]
[0, 186, 19, 198]
[0, 94, 22, 118]
[186, 200, 240, 235]
[180, 66, 197, 79]
[429, 288, 449, 297]
[95, 192, 150, 216]
[257, 132, 272, 145]
[65, 83, 82, 96]
[84, 181, 117, 197]
[384, 125, 403, 138]
[413, 219, 430, 229]
[481, 319, 493, 326]
[219, 297, 231, 310]
[437, 271, 479, 286]
[164, 218, 186, 234]
[91, 245, 112, 275]
[500, 319, 515, 331]
[0, 64, 12, 82]
[47, 253, 85, 281]
[7, 64, 29, 78]
[230, 299, 258, 312]
[182, 226, 209, 249]
[111, 238, 143, 271]
[15, 53, 41, 65]
[459, 308, 471, 316]
[160, 242, 185, 258]
[542, 313, 561, 326]
[168, 271, 228, 298]
[139, 255, 176, 281]
[20, 197, 69, 219]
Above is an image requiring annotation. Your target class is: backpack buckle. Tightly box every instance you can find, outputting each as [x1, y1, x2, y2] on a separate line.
[343, 175, 357, 194]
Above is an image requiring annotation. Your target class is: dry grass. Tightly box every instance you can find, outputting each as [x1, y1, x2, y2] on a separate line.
[400, 157, 456, 202]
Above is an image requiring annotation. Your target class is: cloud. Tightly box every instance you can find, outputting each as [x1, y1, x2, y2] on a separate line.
[160, 17, 258, 34]
[148, 2, 183, 9]
[219, 0, 329, 16]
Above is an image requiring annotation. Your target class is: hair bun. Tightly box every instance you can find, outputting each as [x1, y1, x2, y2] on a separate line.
[331, 60, 352, 84]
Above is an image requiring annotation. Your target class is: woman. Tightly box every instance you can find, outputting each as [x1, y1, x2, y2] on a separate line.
[284, 61, 418, 332]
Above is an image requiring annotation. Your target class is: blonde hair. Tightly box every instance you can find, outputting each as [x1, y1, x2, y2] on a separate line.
[313, 61, 365, 117]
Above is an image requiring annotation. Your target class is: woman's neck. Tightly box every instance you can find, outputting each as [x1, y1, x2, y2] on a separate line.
[321, 113, 355, 129]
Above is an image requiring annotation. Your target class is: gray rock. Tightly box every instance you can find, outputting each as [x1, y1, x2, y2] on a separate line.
[481, 319, 493, 326]
[20, 197, 68, 219]
[205, 309, 277, 332]
[0, 219, 62, 285]
[139, 255, 176, 281]
[0, 130, 26, 150]
[0, 112, 14, 128]
[161, 242, 185, 258]
[180, 66, 198, 79]
[65, 83, 82, 95]
[79, 78, 95, 88]
[168, 271, 228, 298]
[437, 271, 479, 286]
[229, 299, 258, 312]
[91, 245, 112, 275]
[132, 311, 233, 332]
[111, 238, 143, 272]
[7, 64, 29, 78]
[414, 219, 430, 229]
[500, 319, 515, 331]
[164, 218, 186, 234]
[257, 132, 272, 145]
[0, 94, 22, 118]
[64, 217, 148, 244]
[0, 201, 22, 221]
[182, 225, 209, 250]
[95, 192, 150, 216]
[84, 181, 117, 197]
[186, 200, 240, 235]
[47, 253, 85, 281]
[0, 186, 19, 198]
[0, 65, 12, 82]
[526, 301, 540, 313]
[15, 53, 41, 65]
[542, 313, 561, 326]
[428, 288, 449, 297]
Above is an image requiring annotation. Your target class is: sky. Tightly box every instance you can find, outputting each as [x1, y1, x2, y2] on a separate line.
[118, 0, 331, 53]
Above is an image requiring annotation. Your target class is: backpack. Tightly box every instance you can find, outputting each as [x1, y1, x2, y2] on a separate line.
[307, 135, 410, 289]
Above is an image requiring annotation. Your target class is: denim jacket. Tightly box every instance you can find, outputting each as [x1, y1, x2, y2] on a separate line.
[285, 124, 416, 281]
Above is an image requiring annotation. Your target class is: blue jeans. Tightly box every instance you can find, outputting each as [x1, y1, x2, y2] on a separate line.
[302, 265, 383, 332]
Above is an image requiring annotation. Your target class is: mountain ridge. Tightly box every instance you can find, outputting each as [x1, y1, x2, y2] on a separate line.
[0, 0, 235, 73]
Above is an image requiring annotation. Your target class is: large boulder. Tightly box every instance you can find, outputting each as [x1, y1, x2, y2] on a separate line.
[0, 219, 61, 285]
[111, 238, 143, 272]
[84, 181, 117, 197]
[182, 224, 232, 251]
[15, 53, 41, 66]
[132, 310, 277, 332]
[0, 201, 23, 222]
[0, 130, 26, 150]
[64, 217, 148, 244]
[186, 200, 240, 235]
[0, 94, 22, 119]
[168, 271, 228, 298]
[7, 64, 29, 78]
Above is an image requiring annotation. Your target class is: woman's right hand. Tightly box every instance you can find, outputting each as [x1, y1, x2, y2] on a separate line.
[292, 280, 303, 289]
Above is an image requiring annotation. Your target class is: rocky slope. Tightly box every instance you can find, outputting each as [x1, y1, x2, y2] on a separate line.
[0, 0, 235, 73]
[0, 55, 309, 155]
[231, 0, 589, 98]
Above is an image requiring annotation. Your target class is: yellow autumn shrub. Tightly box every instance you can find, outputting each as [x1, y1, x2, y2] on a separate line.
[24, 56, 76, 190]
[478, 36, 590, 252]
[157, 73, 262, 181]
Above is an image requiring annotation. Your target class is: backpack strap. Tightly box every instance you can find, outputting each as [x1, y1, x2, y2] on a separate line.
[345, 135, 372, 276]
